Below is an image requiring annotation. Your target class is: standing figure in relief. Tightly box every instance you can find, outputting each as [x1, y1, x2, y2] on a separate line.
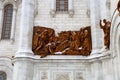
[117, 0, 120, 16]
[34, 30, 47, 55]
[82, 29, 91, 56]
[99, 19, 111, 49]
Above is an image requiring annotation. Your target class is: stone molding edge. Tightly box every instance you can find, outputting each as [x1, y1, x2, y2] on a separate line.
[50, 10, 74, 18]
[110, 9, 120, 58]
[0, 57, 13, 70]
[13, 50, 112, 63]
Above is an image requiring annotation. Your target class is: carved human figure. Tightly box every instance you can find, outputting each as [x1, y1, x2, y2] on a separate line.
[55, 31, 70, 52]
[33, 27, 57, 57]
[79, 28, 84, 47]
[32, 26, 92, 58]
[63, 31, 81, 55]
[82, 29, 91, 56]
[99, 19, 111, 49]
[34, 30, 47, 55]
[70, 31, 80, 50]
[117, 0, 120, 16]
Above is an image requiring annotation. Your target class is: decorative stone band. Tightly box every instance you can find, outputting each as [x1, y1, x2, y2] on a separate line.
[13, 50, 111, 63]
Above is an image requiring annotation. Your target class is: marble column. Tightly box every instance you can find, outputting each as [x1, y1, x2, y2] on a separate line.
[13, 1, 35, 79]
[10, 7, 17, 43]
[16, 0, 35, 57]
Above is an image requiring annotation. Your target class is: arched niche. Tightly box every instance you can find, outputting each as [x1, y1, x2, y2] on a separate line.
[110, 9, 120, 79]
[110, 9, 120, 57]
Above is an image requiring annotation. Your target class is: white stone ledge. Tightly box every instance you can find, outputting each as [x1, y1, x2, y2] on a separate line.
[0, 56, 13, 71]
[13, 50, 111, 63]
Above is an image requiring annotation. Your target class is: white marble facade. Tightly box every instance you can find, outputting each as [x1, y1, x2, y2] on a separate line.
[0, 0, 119, 80]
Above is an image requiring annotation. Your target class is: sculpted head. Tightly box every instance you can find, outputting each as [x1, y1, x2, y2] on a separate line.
[103, 19, 107, 23]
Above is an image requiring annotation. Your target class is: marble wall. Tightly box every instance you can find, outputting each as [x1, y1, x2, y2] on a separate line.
[12, 51, 114, 80]
[0, 0, 119, 80]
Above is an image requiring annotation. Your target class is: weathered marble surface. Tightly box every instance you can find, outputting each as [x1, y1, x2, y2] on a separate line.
[12, 50, 113, 80]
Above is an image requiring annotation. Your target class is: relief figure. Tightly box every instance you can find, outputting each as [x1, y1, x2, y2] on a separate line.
[32, 26, 92, 58]
[99, 19, 111, 49]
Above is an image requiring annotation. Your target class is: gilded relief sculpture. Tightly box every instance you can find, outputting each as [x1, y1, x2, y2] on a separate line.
[99, 19, 111, 49]
[117, 0, 120, 16]
[32, 26, 92, 58]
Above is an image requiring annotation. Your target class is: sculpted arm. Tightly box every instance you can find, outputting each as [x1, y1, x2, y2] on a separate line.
[99, 20, 103, 29]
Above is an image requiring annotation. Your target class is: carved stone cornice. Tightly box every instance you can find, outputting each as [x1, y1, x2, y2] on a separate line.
[12, 50, 112, 64]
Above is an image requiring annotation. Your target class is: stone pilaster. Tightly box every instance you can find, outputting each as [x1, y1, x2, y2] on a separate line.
[12, 58, 34, 80]
[13, 0, 35, 80]
[100, 0, 107, 19]
[90, 0, 99, 54]
[68, 0, 74, 17]
[90, 0, 104, 54]
[16, 0, 35, 57]
[91, 61, 102, 80]
[100, 0, 111, 19]
[50, 0, 56, 17]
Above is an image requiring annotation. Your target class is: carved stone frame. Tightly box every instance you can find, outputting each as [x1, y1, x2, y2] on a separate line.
[50, 0, 74, 17]
[0, 0, 20, 43]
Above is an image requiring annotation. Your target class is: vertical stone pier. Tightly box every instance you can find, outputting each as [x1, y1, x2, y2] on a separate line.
[90, 0, 100, 53]
[13, 0, 35, 80]
[16, 0, 35, 57]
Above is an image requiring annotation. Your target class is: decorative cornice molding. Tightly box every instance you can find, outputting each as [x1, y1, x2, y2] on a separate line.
[0, 0, 21, 8]
[13, 50, 112, 63]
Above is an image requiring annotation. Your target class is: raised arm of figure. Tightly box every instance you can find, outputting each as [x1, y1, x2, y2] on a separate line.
[99, 20, 103, 29]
